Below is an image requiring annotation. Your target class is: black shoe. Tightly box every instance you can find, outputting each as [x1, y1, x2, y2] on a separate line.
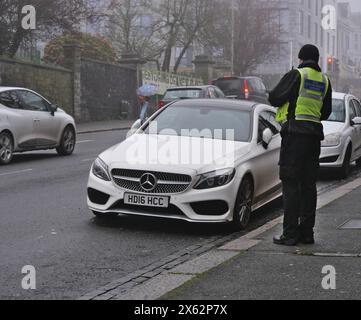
[299, 236, 315, 245]
[273, 235, 298, 246]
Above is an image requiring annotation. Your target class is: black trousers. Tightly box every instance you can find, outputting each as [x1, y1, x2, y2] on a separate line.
[279, 134, 321, 239]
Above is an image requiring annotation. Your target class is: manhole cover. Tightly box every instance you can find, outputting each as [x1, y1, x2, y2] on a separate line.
[339, 220, 361, 230]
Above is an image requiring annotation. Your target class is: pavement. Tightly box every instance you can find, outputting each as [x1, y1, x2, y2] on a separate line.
[76, 120, 134, 134]
[160, 180, 361, 300]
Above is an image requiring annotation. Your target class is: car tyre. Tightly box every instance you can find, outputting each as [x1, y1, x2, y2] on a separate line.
[232, 176, 254, 231]
[339, 146, 352, 179]
[57, 126, 76, 156]
[0, 131, 14, 165]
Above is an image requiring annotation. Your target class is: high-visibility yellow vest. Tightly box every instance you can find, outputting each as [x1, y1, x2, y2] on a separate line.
[276, 67, 329, 124]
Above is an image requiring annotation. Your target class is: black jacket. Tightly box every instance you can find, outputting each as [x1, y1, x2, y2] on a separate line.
[269, 61, 333, 140]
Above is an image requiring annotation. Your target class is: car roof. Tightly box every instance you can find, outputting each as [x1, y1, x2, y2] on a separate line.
[166, 86, 214, 91]
[215, 76, 262, 80]
[0, 86, 27, 92]
[169, 98, 258, 111]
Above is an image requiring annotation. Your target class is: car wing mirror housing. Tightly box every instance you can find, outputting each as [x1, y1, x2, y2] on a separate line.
[128, 119, 142, 137]
[50, 104, 58, 115]
[262, 128, 273, 149]
[352, 117, 361, 126]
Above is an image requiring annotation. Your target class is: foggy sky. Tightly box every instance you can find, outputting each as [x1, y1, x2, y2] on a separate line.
[347, 0, 361, 12]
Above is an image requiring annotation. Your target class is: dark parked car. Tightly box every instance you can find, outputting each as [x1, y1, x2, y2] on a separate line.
[158, 85, 225, 108]
[212, 76, 270, 105]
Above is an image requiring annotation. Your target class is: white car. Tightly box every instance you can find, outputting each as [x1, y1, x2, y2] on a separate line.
[87, 99, 282, 230]
[0, 87, 76, 164]
[320, 92, 361, 178]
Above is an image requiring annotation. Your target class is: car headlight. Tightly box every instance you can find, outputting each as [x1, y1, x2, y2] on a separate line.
[322, 133, 341, 147]
[92, 158, 111, 181]
[194, 168, 236, 190]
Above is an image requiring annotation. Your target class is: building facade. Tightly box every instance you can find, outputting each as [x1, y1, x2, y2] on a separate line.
[255, 0, 338, 75]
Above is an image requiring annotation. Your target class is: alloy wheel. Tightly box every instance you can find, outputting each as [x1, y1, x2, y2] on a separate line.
[0, 133, 13, 164]
[63, 128, 75, 153]
[234, 177, 253, 230]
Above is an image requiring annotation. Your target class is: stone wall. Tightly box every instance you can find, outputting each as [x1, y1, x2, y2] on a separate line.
[0, 52, 140, 122]
[80, 58, 138, 122]
[0, 57, 73, 114]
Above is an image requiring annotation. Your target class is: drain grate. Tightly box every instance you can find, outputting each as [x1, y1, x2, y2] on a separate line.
[339, 220, 361, 230]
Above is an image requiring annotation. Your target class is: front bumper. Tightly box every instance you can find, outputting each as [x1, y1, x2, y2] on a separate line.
[87, 172, 239, 223]
[320, 143, 345, 168]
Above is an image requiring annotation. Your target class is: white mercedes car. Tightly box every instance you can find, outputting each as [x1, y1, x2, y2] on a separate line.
[320, 92, 361, 178]
[87, 99, 282, 230]
[0, 87, 76, 164]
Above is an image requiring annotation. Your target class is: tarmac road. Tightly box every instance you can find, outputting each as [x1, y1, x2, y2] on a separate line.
[0, 129, 358, 299]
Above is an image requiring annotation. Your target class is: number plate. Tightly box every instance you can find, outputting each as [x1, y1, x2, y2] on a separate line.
[124, 193, 169, 208]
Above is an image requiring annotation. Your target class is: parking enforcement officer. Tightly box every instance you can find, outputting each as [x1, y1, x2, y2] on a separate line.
[269, 44, 333, 246]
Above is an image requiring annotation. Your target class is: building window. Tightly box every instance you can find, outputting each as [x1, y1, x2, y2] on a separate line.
[299, 10, 304, 35]
[308, 15, 311, 39]
[327, 33, 330, 53]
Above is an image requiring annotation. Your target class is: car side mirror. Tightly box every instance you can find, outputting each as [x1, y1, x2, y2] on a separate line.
[128, 119, 142, 137]
[50, 104, 58, 116]
[352, 117, 361, 126]
[262, 128, 273, 149]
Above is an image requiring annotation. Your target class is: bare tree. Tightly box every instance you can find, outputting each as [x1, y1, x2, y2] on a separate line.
[152, 0, 191, 72]
[107, 0, 164, 63]
[232, 0, 281, 75]
[172, 0, 216, 73]
[0, 0, 94, 58]
[201, 0, 281, 75]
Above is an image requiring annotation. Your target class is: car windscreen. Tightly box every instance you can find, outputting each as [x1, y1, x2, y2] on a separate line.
[214, 79, 243, 95]
[144, 104, 252, 142]
[164, 89, 202, 99]
[327, 99, 346, 123]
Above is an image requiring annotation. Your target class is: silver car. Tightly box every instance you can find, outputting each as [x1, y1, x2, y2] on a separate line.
[0, 87, 76, 164]
[320, 92, 361, 178]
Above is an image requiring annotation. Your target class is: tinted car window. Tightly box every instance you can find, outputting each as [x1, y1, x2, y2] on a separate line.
[0, 91, 21, 109]
[215, 87, 225, 98]
[249, 79, 259, 93]
[351, 99, 361, 117]
[328, 99, 346, 122]
[258, 80, 267, 93]
[164, 89, 202, 99]
[17, 90, 50, 112]
[349, 100, 357, 121]
[144, 105, 252, 142]
[214, 78, 243, 95]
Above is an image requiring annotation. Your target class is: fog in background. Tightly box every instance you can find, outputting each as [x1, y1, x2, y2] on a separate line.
[347, 0, 361, 12]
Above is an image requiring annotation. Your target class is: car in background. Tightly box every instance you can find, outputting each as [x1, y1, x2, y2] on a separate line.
[320, 92, 361, 178]
[212, 76, 269, 105]
[87, 99, 282, 230]
[0, 87, 76, 165]
[158, 85, 225, 108]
